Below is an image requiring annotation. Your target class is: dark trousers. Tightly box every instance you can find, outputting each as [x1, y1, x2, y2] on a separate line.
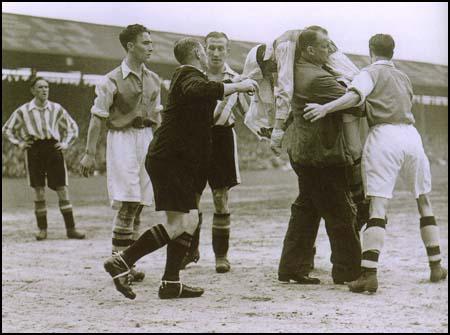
[278, 160, 361, 280]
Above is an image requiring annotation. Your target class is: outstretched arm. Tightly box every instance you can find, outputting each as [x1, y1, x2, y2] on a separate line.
[303, 70, 374, 122]
[303, 91, 361, 122]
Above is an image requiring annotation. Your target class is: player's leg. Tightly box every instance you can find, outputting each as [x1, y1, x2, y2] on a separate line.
[128, 127, 155, 281]
[55, 186, 85, 239]
[103, 154, 205, 299]
[26, 141, 48, 240]
[407, 130, 447, 282]
[112, 201, 140, 253]
[128, 204, 145, 282]
[46, 139, 84, 239]
[212, 187, 232, 273]
[180, 193, 204, 269]
[159, 210, 204, 299]
[416, 194, 447, 282]
[104, 210, 203, 299]
[347, 196, 388, 293]
[209, 126, 241, 273]
[348, 125, 400, 293]
[33, 186, 48, 240]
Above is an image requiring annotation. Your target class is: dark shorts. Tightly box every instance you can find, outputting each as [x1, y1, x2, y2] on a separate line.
[146, 155, 201, 213]
[26, 139, 67, 191]
[207, 125, 241, 190]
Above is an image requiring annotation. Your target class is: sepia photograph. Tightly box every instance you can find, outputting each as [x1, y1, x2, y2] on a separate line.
[2, 2, 448, 333]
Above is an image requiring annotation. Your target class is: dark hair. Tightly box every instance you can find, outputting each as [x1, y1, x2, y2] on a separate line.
[29, 76, 47, 88]
[305, 25, 328, 35]
[298, 29, 321, 54]
[205, 31, 229, 45]
[119, 24, 150, 51]
[369, 34, 395, 59]
[174, 37, 202, 64]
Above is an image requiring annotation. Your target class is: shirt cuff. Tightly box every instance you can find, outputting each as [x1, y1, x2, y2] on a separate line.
[90, 107, 109, 119]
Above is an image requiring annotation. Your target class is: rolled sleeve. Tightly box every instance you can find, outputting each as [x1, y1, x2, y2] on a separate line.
[90, 76, 116, 118]
[149, 91, 163, 126]
[347, 70, 374, 106]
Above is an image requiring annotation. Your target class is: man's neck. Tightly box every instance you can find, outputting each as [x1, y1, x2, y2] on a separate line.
[34, 98, 47, 108]
[207, 64, 224, 76]
[184, 59, 204, 73]
[125, 55, 143, 75]
[372, 56, 391, 64]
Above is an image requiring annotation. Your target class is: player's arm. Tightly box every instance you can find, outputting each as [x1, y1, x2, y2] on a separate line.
[1, 109, 31, 149]
[80, 77, 114, 177]
[270, 41, 295, 156]
[180, 70, 257, 100]
[303, 71, 374, 122]
[56, 106, 79, 150]
[273, 41, 295, 127]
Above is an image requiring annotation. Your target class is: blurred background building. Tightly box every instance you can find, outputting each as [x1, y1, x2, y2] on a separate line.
[2, 13, 448, 176]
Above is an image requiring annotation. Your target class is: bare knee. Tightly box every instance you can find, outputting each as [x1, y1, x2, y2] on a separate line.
[212, 188, 229, 214]
[183, 211, 198, 235]
[33, 187, 46, 201]
[55, 186, 69, 201]
[417, 194, 433, 217]
[164, 211, 194, 239]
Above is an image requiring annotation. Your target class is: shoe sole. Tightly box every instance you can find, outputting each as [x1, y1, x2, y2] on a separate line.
[348, 285, 378, 294]
[104, 262, 136, 300]
[159, 293, 204, 299]
[216, 267, 230, 273]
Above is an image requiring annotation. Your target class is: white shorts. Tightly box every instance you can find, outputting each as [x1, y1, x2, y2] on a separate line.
[106, 128, 153, 208]
[362, 124, 431, 199]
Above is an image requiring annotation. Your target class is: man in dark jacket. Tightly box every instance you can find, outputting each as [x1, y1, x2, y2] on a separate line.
[278, 29, 362, 284]
[102, 37, 257, 300]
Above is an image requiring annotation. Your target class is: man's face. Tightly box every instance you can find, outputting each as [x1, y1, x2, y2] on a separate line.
[206, 37, 229, 69]
[129, 32, 153, 63]
[31, 80, 49, 101]
[308, 32, 330, 65]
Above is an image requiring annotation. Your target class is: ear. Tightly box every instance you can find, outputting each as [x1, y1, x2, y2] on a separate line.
[193, 48, 201, 60]
[306, 45, 315, 56]
[127, 41, 134, 52]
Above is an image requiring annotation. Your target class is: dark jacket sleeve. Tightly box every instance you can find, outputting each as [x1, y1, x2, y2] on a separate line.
[179, 70, 224, 101]
[311, 75, 362, 115]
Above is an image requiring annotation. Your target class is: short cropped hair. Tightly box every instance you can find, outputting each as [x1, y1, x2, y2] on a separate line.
[205, 31, 229, 44]
[305, 25, 328, 35]
[119, 24, 150, 51]
[298, 29, 321, 54]
[174, 37, 202, 64]
[29, 76, 47, 88]
[369, 34, 395, 59]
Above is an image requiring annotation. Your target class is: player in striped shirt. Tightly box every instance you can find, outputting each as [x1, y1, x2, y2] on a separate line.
[2, 77, 85, 241]
[181, 32, 250, 273]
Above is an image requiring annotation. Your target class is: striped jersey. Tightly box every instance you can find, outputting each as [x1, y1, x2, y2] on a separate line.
[212, 64, 249, 126]
[2, 99, 79, 146]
